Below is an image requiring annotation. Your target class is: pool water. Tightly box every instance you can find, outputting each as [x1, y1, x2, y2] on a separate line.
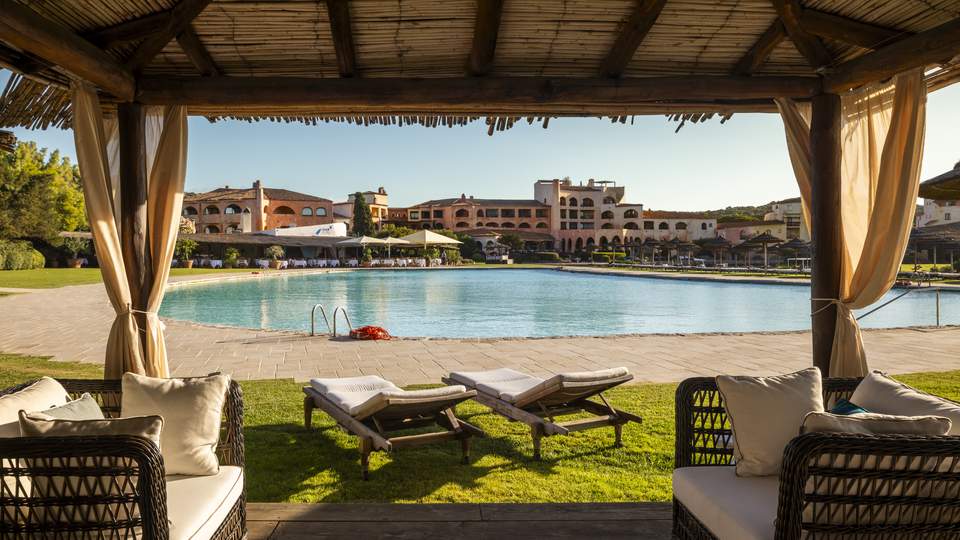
[159, 269, 959, 338]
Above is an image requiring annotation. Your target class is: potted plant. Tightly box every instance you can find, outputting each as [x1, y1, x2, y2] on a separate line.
[175, 238, 199, 268]
[224, 247, 240, 269]
[360, 247, 373, 267]
[62, 237, 90, 269]
[424, 247, 440, 266]
[265, 245, 285, 269]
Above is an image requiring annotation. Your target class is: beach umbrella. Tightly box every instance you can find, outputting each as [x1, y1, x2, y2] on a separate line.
[381, 236, 410, 258]
[918, 160, 960, 200]
[744, 232, 784, 268]
[399, 230, 462, 249]
[700, 237, 731, 266]
[337, 235, 387, 258]
[642, 237, 661, 263]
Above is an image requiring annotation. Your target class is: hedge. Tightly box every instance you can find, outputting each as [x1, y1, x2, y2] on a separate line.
[0, 240, 46, 270]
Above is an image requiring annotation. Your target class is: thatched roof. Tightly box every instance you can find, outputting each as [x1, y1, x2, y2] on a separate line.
[918, 160, 960, 200]
[2, 1, 960, 131]
[0, 129, 14, 152]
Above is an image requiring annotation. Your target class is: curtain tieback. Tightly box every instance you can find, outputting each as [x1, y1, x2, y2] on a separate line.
[810, 298, 844, 317]
[122, 304, 166, 331]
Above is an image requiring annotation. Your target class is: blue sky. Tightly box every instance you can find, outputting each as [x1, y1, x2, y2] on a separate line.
[6, 72, 959, 210]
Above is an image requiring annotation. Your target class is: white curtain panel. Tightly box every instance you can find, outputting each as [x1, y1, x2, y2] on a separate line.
[71, 83, 188, 378]
[776, 68, 927, 377]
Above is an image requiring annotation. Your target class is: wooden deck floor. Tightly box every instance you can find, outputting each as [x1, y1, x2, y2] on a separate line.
[247, 502, 674, 539]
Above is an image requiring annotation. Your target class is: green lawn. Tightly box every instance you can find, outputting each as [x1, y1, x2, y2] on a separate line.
[2, 353, 958, 503]
[0, 267, 253, 289]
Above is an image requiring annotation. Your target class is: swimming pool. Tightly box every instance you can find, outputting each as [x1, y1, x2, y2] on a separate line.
[159, 269, 959, 338]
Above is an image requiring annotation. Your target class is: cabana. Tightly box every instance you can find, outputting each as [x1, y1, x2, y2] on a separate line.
[2, 1, 960, 536]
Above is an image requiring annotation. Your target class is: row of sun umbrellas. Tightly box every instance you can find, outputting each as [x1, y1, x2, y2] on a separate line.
[336, 230, 462, 257]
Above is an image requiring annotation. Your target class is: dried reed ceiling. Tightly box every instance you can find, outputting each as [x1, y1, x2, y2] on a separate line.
[1, 0, 959, 131]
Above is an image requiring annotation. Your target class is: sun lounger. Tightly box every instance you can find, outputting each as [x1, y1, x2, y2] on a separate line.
[443, 367, 640, 459]
[303, 375, 483, 479]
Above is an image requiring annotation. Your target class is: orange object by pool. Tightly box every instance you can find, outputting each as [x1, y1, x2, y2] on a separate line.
[350, 325, 392, 340]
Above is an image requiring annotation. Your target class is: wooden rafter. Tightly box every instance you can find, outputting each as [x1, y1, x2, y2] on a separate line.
[733, 20, 786, 75]
[770, 0, 832, 70]
[326, 0, 357, 78]
[0, 45, 49, 75]
[137, 75, 821, 110]
[125, 0, 213, 73]
[0, 0, 134, 99]
[799, 9, 908, 50]
[600, 0, 667, 78]
[467, 0, 505, 76]
[825, 16, 960, 92]
[84, 10, 170, 49]
[176, 25, 219, 76]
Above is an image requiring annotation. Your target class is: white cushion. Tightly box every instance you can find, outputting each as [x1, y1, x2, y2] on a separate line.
[801, 411, 952, 436]
[166, 466, 243, 540]
[673, 466, 778, 540]
[0, 377, 69, 437]
[449, 367, 630, 404]
[716, 367, 824, 477]
[121, 373, 230, 476]
[851, 371, 960, 435]
[35, 393, 105, 421]
[505, 367, 631, 404]
[311, 376, 468, 418]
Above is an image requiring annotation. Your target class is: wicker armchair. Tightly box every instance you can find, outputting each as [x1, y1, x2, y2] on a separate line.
[674, 376, 960, 539]
[0, 378, 245, 540]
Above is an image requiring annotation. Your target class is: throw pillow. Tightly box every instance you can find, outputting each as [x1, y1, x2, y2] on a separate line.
[35, 393, 105, 421]
[851, 371, 960, 435]
[801, 411, 951, 436]
[0, 377, 69, 437]
[829, 398, 868, 415]
[121, 372, 230, 476]
[716, 367, 824, 476]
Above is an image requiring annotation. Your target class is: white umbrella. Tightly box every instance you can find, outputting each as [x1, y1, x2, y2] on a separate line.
[399, 230, 462, 248]
[336, 236, 386, 258]
[381, 237, 410, 258]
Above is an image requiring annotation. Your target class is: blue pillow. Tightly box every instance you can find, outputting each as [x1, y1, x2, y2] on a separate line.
[830, 398, 868, 415]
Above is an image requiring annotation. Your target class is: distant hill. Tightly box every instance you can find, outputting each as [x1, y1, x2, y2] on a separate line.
[701, 201, 777, 223]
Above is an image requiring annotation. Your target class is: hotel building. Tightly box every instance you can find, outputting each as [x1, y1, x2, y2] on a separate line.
[332, 188, 390, 232]
[765, 197, 810, 241]
[183, 180, 333, 234]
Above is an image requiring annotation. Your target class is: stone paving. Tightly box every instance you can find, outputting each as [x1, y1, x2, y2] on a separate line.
[2, 271, 960, 386]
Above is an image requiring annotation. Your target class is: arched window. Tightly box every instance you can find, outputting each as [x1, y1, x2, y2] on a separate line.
[581, 198, 594, 207]
[559, 197, 566, 206]
[535, 222, 547, 228]
[612, 236, 621, 244]
[485, 222, 498, 228]
[568, 197, 578, 207]
[624, 222, 639, 230]
[242, 207, 251, 214]
[203, 205, 220, 215]
[183, 206, 198, 216]
[477, 209, 485, 218]
[586, 237, 595, 246]
[658, 222, 669, 230]
[455, 222, 469, 228]
[455, 209, 469, 217]
[603, 196, 616, 204]
[224, 204, 241, 214]
[477, 221, 484, 227]
[601, 223, 613, 229]
[274, 206, 295, 215]
[575, 238, 583, 250]
[676, 222, 688, 230]
[701, 222, 707, 230]
[316, 207, 327, 216]
[601, 210, 614, 219]
[624, 209, 639, 218]
[301, 207, 313, 216]
[421, 223, 431, 229]
[500, 222, 515, 228]
[225, 225, 239, 234]
[518, 223, 531, 228]
[600, 236, 608, 246]
[203, 225, 220, 233]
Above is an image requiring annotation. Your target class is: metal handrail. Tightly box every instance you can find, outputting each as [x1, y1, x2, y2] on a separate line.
[332, 306, 353, 337]
[856, 286, 943, 326]
[311, 304, 331, 336]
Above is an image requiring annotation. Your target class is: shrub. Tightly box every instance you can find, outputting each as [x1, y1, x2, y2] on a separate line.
[265, 245, 285, 260]
[62, 237, 90, 259]
[224, 247, 240, 268]
[176, 238, 199, 260]
[361, 247, 373, 264]
[591, 251, 627, 263]
[471, 253, 485, 263]
[445, 249, 462, 265]
[513, 251, 562, 263]
[0, 240, 46, 270]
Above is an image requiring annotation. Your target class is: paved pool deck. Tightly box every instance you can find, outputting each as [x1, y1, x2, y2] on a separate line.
[1, 270, 959, 386]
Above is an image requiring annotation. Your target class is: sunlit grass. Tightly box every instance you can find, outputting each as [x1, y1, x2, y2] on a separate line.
[0, 267, 252, 289]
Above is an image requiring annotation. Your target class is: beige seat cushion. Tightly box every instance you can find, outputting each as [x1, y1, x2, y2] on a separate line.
[504, 367, 630, 404]
[802, 411, 952, 436]
[851, 371, 960, 435]
[0, 377, 69, 437]
[673, 466, 778, 540]
[311, 376, 468, 419]
[716, 367, 824, 477]
[448, 368, 543, 401]
[121, 373, 230, 476]
[166, 465, 243, 540]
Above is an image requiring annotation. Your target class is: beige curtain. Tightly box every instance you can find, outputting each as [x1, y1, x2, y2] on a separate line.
[72, 85, 188, 379]
[71, 82, 145, 378]
[776, 69, 926, 377]
[774, 98, 813, 230]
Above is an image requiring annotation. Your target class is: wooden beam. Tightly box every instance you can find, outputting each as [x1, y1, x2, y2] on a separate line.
[84, 10, 170, 49]
[0, 0, 135, 100]
[137, 75, 820, 109]
[770, 0, 832, 69]
[176, 25, 219, 76]
[733, 20, 787, 75]
[326, 0, 357, 78]
[125, 0, 213, 73]
[824, 17, 960, 93]
[467, 0, 504, 76]
[800, 9, 907, 50]
[0, 45, 49, 75]
[601, 0, 667, 78]
[809, 92, 841, 376]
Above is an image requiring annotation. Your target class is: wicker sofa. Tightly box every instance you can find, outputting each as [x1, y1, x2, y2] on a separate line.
[0, 378, 246, 540]
[673, 376, 960, 539]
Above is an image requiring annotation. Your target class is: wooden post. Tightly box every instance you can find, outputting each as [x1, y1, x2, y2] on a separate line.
[118, 102, 152, 354]
[809, 93, 842, 375]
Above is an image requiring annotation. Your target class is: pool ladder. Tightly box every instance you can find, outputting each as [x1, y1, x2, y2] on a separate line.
[310, 304, 354, 337]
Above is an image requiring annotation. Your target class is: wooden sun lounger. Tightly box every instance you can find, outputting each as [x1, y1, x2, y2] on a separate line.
[442, 368, 642, 460]
[303, 379, 484, 480]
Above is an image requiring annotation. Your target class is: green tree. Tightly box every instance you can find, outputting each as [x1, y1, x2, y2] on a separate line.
[375, 223, 414, 239]
[351, 192, 376, 237]
[499, 233, 524, 251]
[0, 141, 86, 242]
